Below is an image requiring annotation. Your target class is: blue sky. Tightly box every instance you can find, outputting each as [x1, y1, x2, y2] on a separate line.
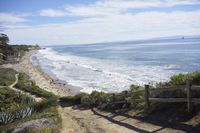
[0, 0, 200, 45]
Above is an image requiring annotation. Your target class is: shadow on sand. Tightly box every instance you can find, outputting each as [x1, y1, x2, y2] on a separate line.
[90, 108, 200, 133]
[58, 101, 200, 133]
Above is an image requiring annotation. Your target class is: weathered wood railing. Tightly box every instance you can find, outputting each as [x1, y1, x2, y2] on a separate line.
[111, 80, 200, 113]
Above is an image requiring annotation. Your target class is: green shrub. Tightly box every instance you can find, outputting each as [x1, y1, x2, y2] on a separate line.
[188, 71, 200, 85]
[88, 91, 109, 106]
[81, 95, 91, 106]
[0, 105, 61, 132]
[170, 73, 186, 85]
[150, 88, 186, 98]
[59, 93, 88, 105]
[0, 68, 17, 86]
[15, 73, 57, 100]
[157, 71, 200, 87]
[59, 91, 110, 107]
[0, 87, 37, 125]
[0, 87, 34, 112]
[129, 85, 144, 99]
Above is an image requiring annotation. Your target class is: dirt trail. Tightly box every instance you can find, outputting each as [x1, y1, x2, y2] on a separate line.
[57, 106, 188, 133]
[58, 106, 130, 133]
[9, 74, 42, 102]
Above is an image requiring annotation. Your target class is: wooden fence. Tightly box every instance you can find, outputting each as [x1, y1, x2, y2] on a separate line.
[111, 80, 200, 113]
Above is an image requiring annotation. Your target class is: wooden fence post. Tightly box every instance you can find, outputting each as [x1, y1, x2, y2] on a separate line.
[186, 80, 192, 113]
[124, 91, 128, 99]
[124, 90, 128, 105]
[145, 85, 150, 110]
[112, 93, 115, 103]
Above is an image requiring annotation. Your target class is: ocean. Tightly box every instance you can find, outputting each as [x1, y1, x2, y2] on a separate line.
[31, 37, 200, 93]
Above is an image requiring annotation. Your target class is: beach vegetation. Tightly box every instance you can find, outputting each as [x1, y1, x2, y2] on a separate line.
[0, 68, 17, 86]
[0, 87, 34, 112]
[0, 34, 9, 46]
[81, 91, 109, 107]
[0, 69, 60, 132]
[156, 71, 200, 87]
[60, 71, 200, 112]
[59, 92, 88, 106]
[15, 73, 57, 100]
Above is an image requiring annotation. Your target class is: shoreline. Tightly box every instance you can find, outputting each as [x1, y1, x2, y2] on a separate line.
[2, 50, 73, 97]
[30, 52, 82, 95]
[1, 50, 200, 133]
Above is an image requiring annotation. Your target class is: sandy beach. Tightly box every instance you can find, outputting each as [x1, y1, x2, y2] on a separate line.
[2, 50, 71, 97]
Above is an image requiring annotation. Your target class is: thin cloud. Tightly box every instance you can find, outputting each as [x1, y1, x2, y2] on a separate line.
[38, 0, 200, 17]
[5, 10, 200, 45]
[2, 0, 200, 45]
[39, 9, 67, 17]
[0, 13, 26, 23]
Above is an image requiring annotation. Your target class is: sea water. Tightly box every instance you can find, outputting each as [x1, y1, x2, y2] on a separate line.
[31, 37, 200, 93]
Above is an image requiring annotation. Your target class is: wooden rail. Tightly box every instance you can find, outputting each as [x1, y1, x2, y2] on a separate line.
[144, 81, 200, 113]
[112, 81, 200, 113]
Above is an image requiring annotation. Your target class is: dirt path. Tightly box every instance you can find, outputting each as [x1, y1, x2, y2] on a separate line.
[58, 106, 188, 133]
[58, 106, 121, 133]
[58, 105, 200, 133]
[9, 74, 42, 102]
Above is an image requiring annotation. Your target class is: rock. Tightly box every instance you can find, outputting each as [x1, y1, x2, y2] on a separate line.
[12, 118, 57, 133]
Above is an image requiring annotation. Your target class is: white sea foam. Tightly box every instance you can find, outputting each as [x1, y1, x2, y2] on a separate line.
[32, 47, 180, 93]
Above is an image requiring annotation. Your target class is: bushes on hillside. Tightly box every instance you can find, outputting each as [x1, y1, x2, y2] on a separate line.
[153, 71, 200, 98]
[59, 90, 130, 110]
[0, 87, 34, 112]
[83, 91, 109, 106]
[0, 68, 17, 86]
[0, 99, 58, 125]
[157, 71, 200, 87]
[0, 87, 35, 124]
[0, 68, 60, 131]
[59, 93, 88, 106]
[60, 71, 200, 111]
[15, 73, 57, 100]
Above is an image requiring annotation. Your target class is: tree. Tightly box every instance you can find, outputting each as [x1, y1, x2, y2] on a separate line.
[0, 33, 9, 45]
